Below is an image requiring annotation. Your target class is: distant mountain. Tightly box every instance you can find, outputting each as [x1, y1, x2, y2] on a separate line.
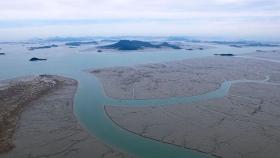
[65, 41, 97, 46]
[160, 42, 181, 49]
[99, 40, 181, 50]
[45, 37, 95, 42]
[100, 39, 119, 43]
[211, 41, 279, 47]
[28, 44, 58, 51]
[244, 43, 279, 47]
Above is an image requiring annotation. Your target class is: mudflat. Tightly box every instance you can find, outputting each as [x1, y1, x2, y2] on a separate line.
[0, 75, 131, 158]
[92, 50, 279, 100]
[92, 50, 280, 158]
[105, 82, 280, 158]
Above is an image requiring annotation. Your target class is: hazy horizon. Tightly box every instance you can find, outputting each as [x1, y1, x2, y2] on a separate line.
[0, 0, 279, 41]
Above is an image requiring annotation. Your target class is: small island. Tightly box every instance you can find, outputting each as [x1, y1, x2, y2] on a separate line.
[65, 41, 97, 46]
[29, 57, 47, 61]
[185, 47, 205, 51]
[0, 53, 5, 55]
[99, 40, 181, 50]
[214, 53, 235, 56]
[28, 44, 58, 51]
[230, 45, 242, 48]
[256, 50, 265, 52]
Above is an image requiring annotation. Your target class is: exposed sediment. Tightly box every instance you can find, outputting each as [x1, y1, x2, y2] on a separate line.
[105, 82, 280, 158]
[92, 51, 280, 100]
[0, 75, 132, 158]
[93, 50, 280, 158]
[0, 75, 57, 153]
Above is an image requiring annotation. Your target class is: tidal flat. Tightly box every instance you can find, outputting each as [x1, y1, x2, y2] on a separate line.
[1, 41, 279, 158]
[0, 75, 131, 158]
[91, 51, 279, 100]
[92, 50, 280, 158]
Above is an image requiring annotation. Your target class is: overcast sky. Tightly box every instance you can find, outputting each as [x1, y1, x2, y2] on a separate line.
[0, 0, 279, 41]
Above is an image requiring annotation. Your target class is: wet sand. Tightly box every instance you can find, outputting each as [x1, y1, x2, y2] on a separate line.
[0, 75, 131, 158]
[93, 50, 280, 158]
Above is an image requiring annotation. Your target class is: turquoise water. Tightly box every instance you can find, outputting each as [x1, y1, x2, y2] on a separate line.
[0, 43, 277, 158]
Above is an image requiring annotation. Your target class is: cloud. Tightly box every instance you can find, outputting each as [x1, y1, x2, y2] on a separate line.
[0, 0, 279, 19]
[0, 0, 279, 40]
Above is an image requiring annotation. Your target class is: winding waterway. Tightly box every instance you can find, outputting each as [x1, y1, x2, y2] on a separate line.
[0, 43, 278, 158]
